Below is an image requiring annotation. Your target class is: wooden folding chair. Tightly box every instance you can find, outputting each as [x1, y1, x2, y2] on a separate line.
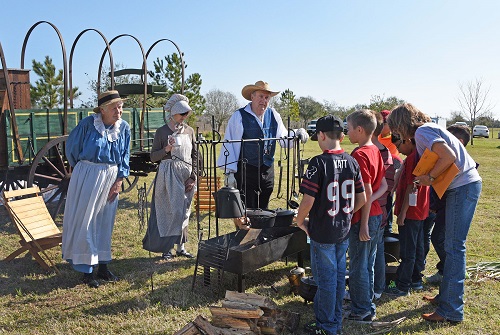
[3, 186, 61, 273]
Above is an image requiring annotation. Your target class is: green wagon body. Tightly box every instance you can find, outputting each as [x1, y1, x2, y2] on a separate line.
[1, 107, 165, 168]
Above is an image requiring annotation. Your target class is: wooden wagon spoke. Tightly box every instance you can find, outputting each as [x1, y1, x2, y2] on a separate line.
[41, 155, 66, 179]
[51, 195, 66, 219]
[36, 183, 59, 193]
[121, 175, 139, 193]
[52, 143, 70, 175]
[27, 136, 70, 220]
[14, 179, 25, 189]
[44, 186, 63, 204]
[33, 173, 62, 183]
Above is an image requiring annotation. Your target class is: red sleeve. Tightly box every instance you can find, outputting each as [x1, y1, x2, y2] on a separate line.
[351, 148, 372, 184]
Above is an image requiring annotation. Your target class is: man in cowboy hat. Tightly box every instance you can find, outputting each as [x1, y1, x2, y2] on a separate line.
[217, 81, 308, 211]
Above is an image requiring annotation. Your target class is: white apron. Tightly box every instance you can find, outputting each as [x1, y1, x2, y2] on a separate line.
[62, 161, 118, 265]
[154, 133, 196, 237]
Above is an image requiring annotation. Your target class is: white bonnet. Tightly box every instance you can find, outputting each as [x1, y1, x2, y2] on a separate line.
[164, 93, 192, 116]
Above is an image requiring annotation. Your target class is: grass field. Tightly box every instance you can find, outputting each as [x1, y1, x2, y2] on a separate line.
[0, 136, 499, 335]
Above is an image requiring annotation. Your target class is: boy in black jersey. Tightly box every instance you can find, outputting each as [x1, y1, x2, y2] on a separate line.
[297, 115, 366, 335]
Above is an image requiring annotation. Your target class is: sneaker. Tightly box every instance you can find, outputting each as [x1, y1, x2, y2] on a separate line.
[304, 321, 317, 332]
[386, 280, 397, 289]
[347, 312, 375, 324]
[411, 281, 424, 291]
[385, 287, 410, 297]
[309, 328, 328, 335]
[96, 264, 119, 282]
[96, 269, 119, 282]
[82, 273, 99, 288]
[425, 272, 443, 284]
[374, 292, 382, 300]
[161, 251, 174, 260]
[177, 250, 195, 258]
[304, 322, 328, 335]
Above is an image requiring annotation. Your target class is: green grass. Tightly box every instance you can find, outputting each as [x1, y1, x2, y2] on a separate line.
[0, 137, 499, 334]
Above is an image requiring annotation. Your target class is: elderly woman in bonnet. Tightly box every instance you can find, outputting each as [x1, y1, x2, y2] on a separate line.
[142, 93, 198, 260]
[62, 90, 131, 288]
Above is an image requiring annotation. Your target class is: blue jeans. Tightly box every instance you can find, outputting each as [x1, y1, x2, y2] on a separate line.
[383, 194, 394, 236]
[431, 208, 446, 275]
[310, 239, 349, 335]
[348, 215, 381, 316]
[374, 226, 386, 295]
[436, 181, 481, 322]
[422, 211, 436, 261]
[396, 219, 425, 291]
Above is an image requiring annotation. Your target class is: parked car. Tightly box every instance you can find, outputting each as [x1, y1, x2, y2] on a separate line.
[306, 120, 317, 135]
[473, 125, 489, 138]
[453, 121, 468, 127]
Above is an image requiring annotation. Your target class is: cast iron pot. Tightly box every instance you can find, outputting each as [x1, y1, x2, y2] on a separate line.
[274, 208, 296, 227]
[384, 233, 400, 263]
[299, 276, 317, 303]
[214, 187, 245, 218]
[245, 209, 276, 229]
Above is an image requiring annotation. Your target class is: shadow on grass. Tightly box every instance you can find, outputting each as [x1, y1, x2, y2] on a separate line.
[0, 248, 467, 334]
[0, 207, 17, 235]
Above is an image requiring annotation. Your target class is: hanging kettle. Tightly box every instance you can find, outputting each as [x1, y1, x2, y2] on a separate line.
[214, 187, 245, 218]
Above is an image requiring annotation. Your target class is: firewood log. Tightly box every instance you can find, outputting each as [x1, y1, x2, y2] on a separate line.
[211, 316, 252, 330]
[194, 316, 257, 335]
[210, 306, 264, 319]
[274, 309, 300, 332]
[224, 291, 278, 309]
[256, 316, 281, 335]
[221, 300, 262, 311]
[173, 321, 202, 335]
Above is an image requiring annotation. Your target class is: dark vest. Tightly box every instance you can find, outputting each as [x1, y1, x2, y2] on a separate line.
[239, 107, 278, 167]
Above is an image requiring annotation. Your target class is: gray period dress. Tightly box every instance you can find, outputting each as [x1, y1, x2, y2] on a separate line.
[142, 123, 197, 253]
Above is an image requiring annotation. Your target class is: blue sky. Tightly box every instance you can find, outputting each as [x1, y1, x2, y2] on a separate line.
[2, 0, 500, 119]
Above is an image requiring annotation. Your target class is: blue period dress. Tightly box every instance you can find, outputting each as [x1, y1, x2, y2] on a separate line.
[62, 113, 130, 272]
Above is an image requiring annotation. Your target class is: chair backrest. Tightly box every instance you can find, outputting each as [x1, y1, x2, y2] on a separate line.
[2, 186, 60, 242]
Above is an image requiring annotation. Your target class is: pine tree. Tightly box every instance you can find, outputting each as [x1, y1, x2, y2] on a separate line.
[30, 56, 80, 108]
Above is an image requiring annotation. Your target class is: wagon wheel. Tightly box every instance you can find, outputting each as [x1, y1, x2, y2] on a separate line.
[27, 135, 71, 219]
[121, 175, 139, 193]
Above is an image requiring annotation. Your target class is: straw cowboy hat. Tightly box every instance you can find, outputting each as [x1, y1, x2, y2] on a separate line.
[241, 81, 280, 101]
[93, 90, 127, 113]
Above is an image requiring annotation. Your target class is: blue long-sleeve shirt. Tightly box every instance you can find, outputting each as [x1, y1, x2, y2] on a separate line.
[66, 114, 130, 178]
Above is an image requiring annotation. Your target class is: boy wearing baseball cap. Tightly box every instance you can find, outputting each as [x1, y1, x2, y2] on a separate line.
[297, 115, 366, 335]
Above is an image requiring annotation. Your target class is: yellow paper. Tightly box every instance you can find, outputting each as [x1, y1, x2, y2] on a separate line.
[412, 148, 459, 199]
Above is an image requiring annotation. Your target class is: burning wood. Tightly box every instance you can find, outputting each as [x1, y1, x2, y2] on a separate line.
[173, 291, 299, 335]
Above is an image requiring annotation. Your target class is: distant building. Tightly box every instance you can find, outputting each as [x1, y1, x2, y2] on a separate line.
[431, 116, 447, 128]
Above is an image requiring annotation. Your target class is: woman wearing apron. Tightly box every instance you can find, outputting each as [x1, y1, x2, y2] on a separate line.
[142, 94, 198, 260]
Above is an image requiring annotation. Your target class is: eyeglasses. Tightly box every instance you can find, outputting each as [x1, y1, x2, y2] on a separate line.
[179, 111, 189, 116]
[396, 139, 407, 150]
